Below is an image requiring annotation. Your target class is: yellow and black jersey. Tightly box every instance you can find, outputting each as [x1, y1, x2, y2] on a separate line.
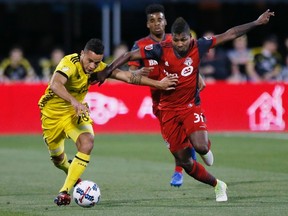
[38, 53, 106, 117]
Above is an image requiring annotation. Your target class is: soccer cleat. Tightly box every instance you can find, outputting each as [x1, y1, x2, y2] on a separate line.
[170, 171, 183, 187]
[200, 150, 214, 166]
[54, 191, 71, 206]
[215, 179, 228, 202]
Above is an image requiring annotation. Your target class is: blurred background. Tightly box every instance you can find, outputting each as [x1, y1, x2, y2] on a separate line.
[1, 0, 288, 134]
[0, 0, 287, 65]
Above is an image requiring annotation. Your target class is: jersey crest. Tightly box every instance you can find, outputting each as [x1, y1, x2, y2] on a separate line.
[184, 57, 193, 66]
[145, 44, 153, 51]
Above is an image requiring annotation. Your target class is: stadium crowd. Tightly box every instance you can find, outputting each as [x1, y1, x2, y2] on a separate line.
[1, 34, 288, 83]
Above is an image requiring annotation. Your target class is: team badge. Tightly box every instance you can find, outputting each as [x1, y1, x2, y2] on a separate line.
[184, 57, 193, 66]
[145, 44, 153, 51]
[165, 61, 169, 66]
[61, 66, 69, 72]
[204, 36, 213, 40]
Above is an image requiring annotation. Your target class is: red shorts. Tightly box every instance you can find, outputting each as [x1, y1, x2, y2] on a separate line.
[159, 104, 207, 153]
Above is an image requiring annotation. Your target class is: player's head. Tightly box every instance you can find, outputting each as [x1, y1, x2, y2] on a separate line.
[171, 17, 191, 56]
[81, 38, 104, 74]
[145, 4, 167, 38]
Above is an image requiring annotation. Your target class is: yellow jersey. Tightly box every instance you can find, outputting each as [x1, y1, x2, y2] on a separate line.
[38, 53, 106, 117]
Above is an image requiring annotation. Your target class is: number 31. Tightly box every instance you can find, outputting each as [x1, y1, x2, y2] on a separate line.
[194, 113, 204, 123]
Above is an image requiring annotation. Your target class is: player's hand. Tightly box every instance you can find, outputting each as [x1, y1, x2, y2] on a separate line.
[88, 67, 113, 86]
[158, 74, 178, 90]
[256, 9, 275, 25]
[71, 100, 90, 117]
[135, 67, 154, 77]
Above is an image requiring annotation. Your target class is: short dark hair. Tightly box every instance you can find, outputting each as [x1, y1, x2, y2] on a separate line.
[84, 38, 104, 55]
[145, 4, 165, 16]
[171, 17, 190, 35]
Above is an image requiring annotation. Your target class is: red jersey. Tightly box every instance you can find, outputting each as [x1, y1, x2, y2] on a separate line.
[128, 34, 172, 113]
[140, 36, 216, 110]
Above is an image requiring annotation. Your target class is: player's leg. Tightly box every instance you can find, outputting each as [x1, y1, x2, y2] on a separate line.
[181, 107, 227, 201]
[171, 144, 198, 186]
[59, 132, 93, 192]
[171, 145, 196, 187]
[41, 115, 70, 174]
[55, 115, 94, 206]
[44, 136, 72, 206]
[172, 147, 227, 202]
[191, 146, 197, 161]
[54, 131, 94, 206]
[183, 106, 213, 166]
[189, 131, 214, 166]
[167, 123, 190, 187]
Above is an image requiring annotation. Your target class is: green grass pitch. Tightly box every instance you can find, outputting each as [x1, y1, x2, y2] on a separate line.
[0, 133, 288, 216]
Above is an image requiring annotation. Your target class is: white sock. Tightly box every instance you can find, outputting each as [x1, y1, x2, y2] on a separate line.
[200, 150, 214, 166]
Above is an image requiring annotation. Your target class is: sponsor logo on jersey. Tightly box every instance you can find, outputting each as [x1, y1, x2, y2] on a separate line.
[144, 44, 153, 50]
[181, 66, 194, 77]
[164, 69, 179, 78]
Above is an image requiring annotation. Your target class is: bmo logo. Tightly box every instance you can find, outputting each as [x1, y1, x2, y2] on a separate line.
[181, 66, 194, 76]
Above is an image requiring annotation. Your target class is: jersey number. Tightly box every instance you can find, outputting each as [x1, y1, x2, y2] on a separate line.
[194, 113, 204, 123]
[77, 114, 89, 124]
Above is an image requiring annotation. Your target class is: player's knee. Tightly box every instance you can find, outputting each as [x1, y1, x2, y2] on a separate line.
[179, 159, 193, 171]
[194, 144, 209, 155]
[51, 154, 64, 167]
[78, 140, 94, 154]
[77, 133, 94, 154]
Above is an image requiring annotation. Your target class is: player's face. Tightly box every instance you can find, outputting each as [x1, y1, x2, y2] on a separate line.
[172, 32, 191, 56]
[147, 12, 166, 37]
[80, 50, 103, 74]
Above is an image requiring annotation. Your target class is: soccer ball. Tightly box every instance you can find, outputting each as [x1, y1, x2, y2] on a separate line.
[73, 180, 101, 208]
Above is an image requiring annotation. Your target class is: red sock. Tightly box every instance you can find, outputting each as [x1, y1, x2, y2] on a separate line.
[188, 161, 217, 187]
[175, 166, 183, 173]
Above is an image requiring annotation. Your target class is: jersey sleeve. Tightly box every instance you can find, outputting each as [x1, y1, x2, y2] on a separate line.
[128, 42, 141, 67]
[140, 43, 162, 62]
[55, 56, 76, 79]
[197, 36, 216, 58]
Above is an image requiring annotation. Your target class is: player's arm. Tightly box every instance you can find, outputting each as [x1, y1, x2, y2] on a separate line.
[91, 49, 142, 84]
[50, 72, 89, 116]
[110, 68, 178, 90]
[214, 9, 274, 46]
[198, 74, 206, 91]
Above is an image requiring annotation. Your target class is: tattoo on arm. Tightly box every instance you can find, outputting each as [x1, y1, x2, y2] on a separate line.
[130, 71, 142, 85]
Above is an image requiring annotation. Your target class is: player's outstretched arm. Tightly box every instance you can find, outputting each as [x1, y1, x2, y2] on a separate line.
[89, 49, 142, 85]
[110, 68, 178, 90]
[215, 9, 275, 46]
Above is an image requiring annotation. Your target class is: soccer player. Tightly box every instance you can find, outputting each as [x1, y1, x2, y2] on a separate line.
[128, 3, 201, 187]
[38, 38, 177, 206]
[93, 10, 275, 202]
